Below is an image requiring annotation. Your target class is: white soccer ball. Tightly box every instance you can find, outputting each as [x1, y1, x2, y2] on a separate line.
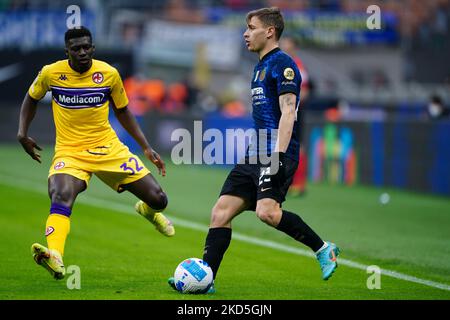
[173, 258, 213, 294]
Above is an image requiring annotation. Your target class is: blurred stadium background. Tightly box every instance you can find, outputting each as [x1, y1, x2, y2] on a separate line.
[0, 0, 450, 300]
[1, 0, 450, 195]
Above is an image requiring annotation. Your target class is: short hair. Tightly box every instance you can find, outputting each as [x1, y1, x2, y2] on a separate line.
[65, 26, 92, 44]
[246, 7, 284, 40]
[431, 94, 443, 105]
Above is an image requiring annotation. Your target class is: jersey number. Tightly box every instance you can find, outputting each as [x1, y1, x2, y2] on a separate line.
[120, 157, 144, 175]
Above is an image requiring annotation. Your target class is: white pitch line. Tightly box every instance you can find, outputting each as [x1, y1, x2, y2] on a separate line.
[1, 173, 450, 292]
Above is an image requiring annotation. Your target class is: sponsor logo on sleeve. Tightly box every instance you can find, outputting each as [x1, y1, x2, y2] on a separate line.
[283, 67, 295, 80]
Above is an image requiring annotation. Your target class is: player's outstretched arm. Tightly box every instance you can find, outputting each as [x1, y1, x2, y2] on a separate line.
[17, 93, 43, 163]
[112, 103, 166, 176]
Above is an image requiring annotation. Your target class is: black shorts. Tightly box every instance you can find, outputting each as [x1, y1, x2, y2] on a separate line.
[219, 156, 299, 211]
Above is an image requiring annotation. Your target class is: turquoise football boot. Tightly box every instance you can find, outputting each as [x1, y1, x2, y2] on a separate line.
[316, 242, 340, 280]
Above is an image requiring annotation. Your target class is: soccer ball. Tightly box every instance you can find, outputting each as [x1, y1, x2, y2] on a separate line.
[173, 258, 213, 294]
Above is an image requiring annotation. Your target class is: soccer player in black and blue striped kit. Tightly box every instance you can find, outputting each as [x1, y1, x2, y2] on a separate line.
[169, 7, 340, 294]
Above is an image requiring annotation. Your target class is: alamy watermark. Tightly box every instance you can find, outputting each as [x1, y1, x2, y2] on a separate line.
[170, 121, 282, 172]
[366, 265, 381, 289]
[366, 5, 381, 30]
[66, 265, 81, 290]
[66, 5, 81, 29]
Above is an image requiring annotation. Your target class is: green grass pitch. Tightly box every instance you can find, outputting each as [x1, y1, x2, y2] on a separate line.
[0, 144, 449, 300]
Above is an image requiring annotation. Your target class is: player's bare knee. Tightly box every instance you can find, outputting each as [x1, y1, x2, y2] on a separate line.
[148, 190, 168, 211]
[256, 202, 280, 226]
[255, 207, 272, 224]
[158, 191, 168, 210]
[50, 187, 74, 207]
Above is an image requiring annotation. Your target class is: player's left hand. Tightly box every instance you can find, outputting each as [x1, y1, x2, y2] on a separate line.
[144, 147, 166, 177]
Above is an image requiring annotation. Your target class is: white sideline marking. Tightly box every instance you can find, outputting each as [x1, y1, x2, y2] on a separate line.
[1, 173, 450, 292]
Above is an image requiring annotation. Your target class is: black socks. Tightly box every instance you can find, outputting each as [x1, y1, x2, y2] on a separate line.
[276, 210, 324, 252]
[202, 211, 323, 279]
[202, 227, 232, 279]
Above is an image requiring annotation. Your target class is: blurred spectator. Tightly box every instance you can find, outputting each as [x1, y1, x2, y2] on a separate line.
[222, 100, 247, 118]
[124, 75, 149, 116]
[197, 92, 220, 113]
[427, 94, 450, 119]
[431, 1, 449, 49]
[373, 69, 390, 90]
[164, 0, 205, 23]
[121, 23, 143, 49]
[267, 0, 306, 10]
[181, 74, 202, 111]
[142, 79, 166, 112]
[193, 42, 211, 91]
[280, 36, 311, 101]
[225, 0, 251, 10]
[217, 75, 251, 117]
[161, 82, 189, 114]
[124, 75, 166, 116]
[317, 0, 342, 11]
[280, 36, 311, 196]
[324, 106, 342, 122]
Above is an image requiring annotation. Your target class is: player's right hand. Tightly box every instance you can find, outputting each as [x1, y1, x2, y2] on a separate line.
[144, 147, 166, 177]
[18, 136, 42, 163]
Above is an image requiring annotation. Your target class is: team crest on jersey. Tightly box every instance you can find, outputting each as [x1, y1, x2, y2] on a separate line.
[54, 161, 65, 170]
[45, 226, 54, 236]
[283, 68, 295, 80]
[259, 68, 267, 81]
[92, 72, 104, 84]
